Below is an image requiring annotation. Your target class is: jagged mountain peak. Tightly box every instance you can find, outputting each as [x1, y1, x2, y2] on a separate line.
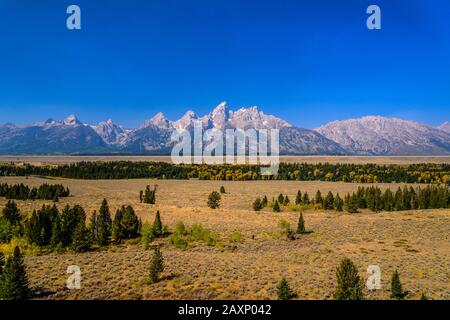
[141, 112, 172, 129]
[64, 114, 82, 126]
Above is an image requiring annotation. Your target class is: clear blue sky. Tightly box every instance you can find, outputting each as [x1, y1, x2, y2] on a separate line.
[0, 0, 449, 128]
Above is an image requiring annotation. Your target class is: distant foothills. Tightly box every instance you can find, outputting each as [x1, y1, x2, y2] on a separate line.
[1, 102, 450, 155]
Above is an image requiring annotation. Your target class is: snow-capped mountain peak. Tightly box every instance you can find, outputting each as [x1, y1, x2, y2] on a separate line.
[91, 119, 126, 144]
[64, 114, 82, 126]
[141, 112, 172, 129]
[315, 115, 450, 155]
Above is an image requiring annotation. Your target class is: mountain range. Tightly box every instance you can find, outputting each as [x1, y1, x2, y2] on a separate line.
[0, 102, 449, 155]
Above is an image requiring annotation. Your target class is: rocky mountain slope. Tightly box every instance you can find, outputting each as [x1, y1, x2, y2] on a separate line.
[315, 116, 450, 155]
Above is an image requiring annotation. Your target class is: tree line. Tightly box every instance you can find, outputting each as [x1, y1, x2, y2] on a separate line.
[0, 183, 70, 201]
[254, 185, 450, 213]
[1, 161, 450, 184]
[0, 199, 168, 252]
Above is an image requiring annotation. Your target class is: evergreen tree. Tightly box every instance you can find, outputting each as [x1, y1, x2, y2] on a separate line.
[139, 190, 143, 203]
[70, 222, 92, 252]
[283, 196, 290, 206]
[296, 211, 306, 234]
[153, 210, 163, 237]
[253, 197, 263, 211]
[273, 200, 281, 212]
[333, 258, 364, 300]
[334, 193, 343, 211]
[302, 192, 310, 205]
[96, 199, 112, 245]
[207, 191, 221, 209]
[142, 185, 157, 204]
[50, 214, 63, 249]
[295, 191, 302, 205]
[277, 277, 296, 300]
[261, 195, 268, 207]
[2, 200, 21, 225]
[0, 247, 29, 300]
[120, 206, 142, 239]
[390, 270, 408, 299]
[324, 191, 335, 210]
[315, 190, 323, 206]
[344, 194, 359, 213]
[61, 205, 86, 246]
[220, 186, 226, 194]
[149, 247, 164, 284]
[277, 193, 284, 204]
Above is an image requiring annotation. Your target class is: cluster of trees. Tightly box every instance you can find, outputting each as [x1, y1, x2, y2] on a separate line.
[0, 183, 70, 201]
[0, 199, 146, 252]
[253, 185, 450, 214]
[342, 185, 450, 213]
[278, 257, 413, 300]
[1, 161, 450, 184]
[139, 185, 157, 204]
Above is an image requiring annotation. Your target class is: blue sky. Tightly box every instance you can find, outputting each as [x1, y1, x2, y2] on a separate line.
[0, 0, 449, 128]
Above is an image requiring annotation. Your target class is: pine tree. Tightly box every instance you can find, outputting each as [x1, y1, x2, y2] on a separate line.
[253, 197, 263, 211]
[345, 194, 359, 213]
[0, 247, 29, 300]
[273, 200, 281, 212]
[295, 191, 302, 205]
[70, 222, 92, 252]
[283, 196, 290, 206]
[149, 247, 164, 284]
[97, 199, 112, 245]
[324, 191, 335, 210]
[390, 270, 407, 299]
[333, 258, 364, 300]
[2, 200, 21, 225]
[220, 186, 226, 194]
[302, 192, 310, 205]
[315, 190, 323, 206]
[261, 195, 268, 207]
[153, 210, 163, 237]
[296, 211, 306, 234]
[277, 193, 285, 204]
[277, 277, 296, 300]
[50, 214, 63, 249]
[334, 193, 343, 211]
[207, 191, 221, 209]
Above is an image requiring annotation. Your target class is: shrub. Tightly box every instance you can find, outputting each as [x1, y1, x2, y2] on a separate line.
[252, 197, 263, 211]
[220, 186, 226, 194]
[141, 223, 155, 249]
[190, 224, 217, 246]
[207, 191, 221, 209]
[228, 231, 243, 243]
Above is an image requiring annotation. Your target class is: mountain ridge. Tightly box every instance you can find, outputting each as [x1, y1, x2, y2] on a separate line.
[1, 104, 449, 155]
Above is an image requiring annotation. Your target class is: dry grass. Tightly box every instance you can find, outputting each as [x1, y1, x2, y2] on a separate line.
[0, 176, 449, 300]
